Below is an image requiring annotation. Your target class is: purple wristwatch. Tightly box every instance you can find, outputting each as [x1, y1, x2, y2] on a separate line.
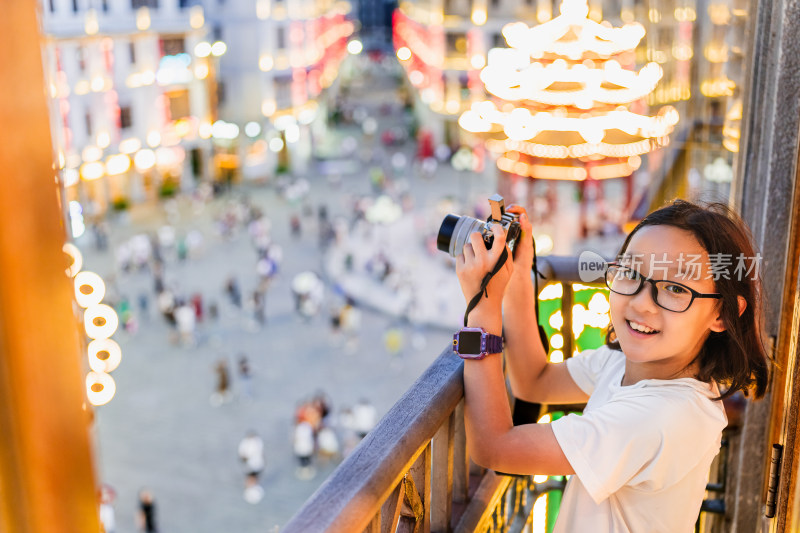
[453, 327, 504, 360]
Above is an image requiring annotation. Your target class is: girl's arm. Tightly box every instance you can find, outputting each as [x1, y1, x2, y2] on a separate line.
[456, 227, 573, 474]
[502, 207, 588, 404]
[464, 305, 574, 474]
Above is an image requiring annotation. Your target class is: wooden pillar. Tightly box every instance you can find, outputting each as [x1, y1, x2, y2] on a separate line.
[730, 0, 800, 527]
[0, 2, 101, 532]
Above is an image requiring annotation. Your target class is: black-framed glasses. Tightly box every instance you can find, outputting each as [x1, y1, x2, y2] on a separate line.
[604, 263, 722, 313]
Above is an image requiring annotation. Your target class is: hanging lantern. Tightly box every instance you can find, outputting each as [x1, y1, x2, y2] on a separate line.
[459, 0, 679, 181]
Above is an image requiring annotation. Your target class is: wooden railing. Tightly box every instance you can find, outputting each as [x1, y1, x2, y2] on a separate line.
[283, 343, 467, 532]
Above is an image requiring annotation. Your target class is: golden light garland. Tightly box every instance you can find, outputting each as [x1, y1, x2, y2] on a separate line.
[501, 0, 646, 59]
[480, 58, 664, 107]
[63, 243, 121, 406]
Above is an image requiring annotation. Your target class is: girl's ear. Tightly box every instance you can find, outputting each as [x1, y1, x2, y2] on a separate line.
[709, 296, 746, 332]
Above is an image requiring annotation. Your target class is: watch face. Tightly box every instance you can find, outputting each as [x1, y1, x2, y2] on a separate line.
[458, 331, 483, 354]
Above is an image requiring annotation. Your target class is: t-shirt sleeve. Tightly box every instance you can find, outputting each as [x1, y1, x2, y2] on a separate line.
[564, 345, 617, 395]
[550, 389, 723, 504]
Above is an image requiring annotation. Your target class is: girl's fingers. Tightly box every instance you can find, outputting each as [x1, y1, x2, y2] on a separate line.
[467, 231, 486, 261]
[488, 224, 507, 262]
[462, 240, 476, 262]
[456, 250, 466, 267]
[507, 205, 532, 232]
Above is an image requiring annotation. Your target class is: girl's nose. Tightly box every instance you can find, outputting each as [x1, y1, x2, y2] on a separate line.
[629, 281, 659, 313]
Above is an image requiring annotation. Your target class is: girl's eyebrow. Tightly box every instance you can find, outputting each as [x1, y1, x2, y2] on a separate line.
[618, 256, 705, 282]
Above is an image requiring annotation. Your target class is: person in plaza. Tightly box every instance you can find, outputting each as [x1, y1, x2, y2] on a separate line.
[174, 300, 196, 347]
[136, 488, 158, 533]
[211, 358, 232, 406]
[292, 271, 325, 320]
[176, 235, 188, 262]
[295, 398, 322, 434]
[238, 430, 266, 503]
[290, 213, 302, 238]
[329, 304, 342, 339]
[157, 289, 178, 343]
[251, 289, 266, 326]
[337, 406, 361, 458]
[225, 276, 242, 308]
[316, 421, 341, 466]
[338, 298, 361, 353]
[384, 325, 403, 358]
[98, 484, 116, 533]
[190, 292, 204, 324]
[311, 390, 332, 425]
[238, 354, 253, 399]
[293, 419, 316, 480]
[151, 259, 165, 295]
[352, 398, 377, 440]
[453, 199, 769, 532]
[137, 291, 150, 322]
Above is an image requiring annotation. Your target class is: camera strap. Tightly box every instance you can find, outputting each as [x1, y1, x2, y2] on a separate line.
[463, 246, 509, 327]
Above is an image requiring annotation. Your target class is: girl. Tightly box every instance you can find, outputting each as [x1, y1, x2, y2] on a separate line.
[454, 199, 769, 532]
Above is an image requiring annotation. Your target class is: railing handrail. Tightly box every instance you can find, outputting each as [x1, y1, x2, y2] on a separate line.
[536, 254, 609, 284]
[283, 345, 464, 533]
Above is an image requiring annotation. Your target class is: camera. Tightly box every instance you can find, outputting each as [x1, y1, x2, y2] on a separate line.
[437, 194, 521, 258]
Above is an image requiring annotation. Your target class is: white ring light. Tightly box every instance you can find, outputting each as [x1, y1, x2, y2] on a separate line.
[84, 304, 119, 339]
[86, 371, 116, 406]
[74, 271, 106, 308]
[63, 243, 83, 278]
[88, 338, 122, 373]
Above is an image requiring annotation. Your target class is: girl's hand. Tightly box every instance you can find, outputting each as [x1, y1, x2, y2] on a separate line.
[506, 205, 534, 279]
[455, 224, 514, 310]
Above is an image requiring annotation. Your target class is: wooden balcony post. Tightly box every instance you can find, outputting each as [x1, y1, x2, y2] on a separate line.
[431, 411, 455, 532]
[0, 2, 100, 532]
[452, 400, 469, 505]
[732, 0, 800, 524]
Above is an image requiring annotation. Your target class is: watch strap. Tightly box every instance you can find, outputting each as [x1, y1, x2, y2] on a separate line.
[484, 333, 503, 355]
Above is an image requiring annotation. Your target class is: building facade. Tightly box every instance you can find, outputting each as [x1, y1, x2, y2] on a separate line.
[200, 0, 354, 178]
[41, 0, 355, 223]
[41, 0, 214, 219]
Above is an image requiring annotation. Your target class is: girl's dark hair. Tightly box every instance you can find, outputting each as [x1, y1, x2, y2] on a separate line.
[605, 199, 770, 400]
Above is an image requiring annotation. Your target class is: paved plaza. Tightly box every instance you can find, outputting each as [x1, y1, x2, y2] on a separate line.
[83, 57, 626, 532]
[83, 70, 491, 533]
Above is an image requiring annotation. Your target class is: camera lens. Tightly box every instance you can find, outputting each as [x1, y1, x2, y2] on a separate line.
[437, 214, 485, 257]
[436, 215, 459, 255]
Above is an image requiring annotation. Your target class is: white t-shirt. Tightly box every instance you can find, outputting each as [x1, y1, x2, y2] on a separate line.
[550, 345, 727, 533]
[293, 421, 316, 457]
[238, 435, 265, 472]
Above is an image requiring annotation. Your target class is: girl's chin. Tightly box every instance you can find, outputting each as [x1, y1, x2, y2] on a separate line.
[616, 340, 654, 360]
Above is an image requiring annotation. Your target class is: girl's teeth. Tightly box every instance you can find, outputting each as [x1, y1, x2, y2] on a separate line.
[629, 321, 658, 334]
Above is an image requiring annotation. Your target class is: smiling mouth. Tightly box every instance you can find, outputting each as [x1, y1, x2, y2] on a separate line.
[626, 320, 661, 335]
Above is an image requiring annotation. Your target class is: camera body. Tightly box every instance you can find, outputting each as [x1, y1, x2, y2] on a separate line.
[437, 194, 521, 258]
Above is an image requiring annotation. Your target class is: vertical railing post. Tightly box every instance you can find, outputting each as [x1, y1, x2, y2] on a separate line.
[409, 442, 433, 533]
[561, 283, 574, 359]
[380, 482, 405, 533]
[0, 2, 101, 532]
[365, 512, 381, 533]
[432, 410, 456, 532]
[452, 399, 470, 506]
